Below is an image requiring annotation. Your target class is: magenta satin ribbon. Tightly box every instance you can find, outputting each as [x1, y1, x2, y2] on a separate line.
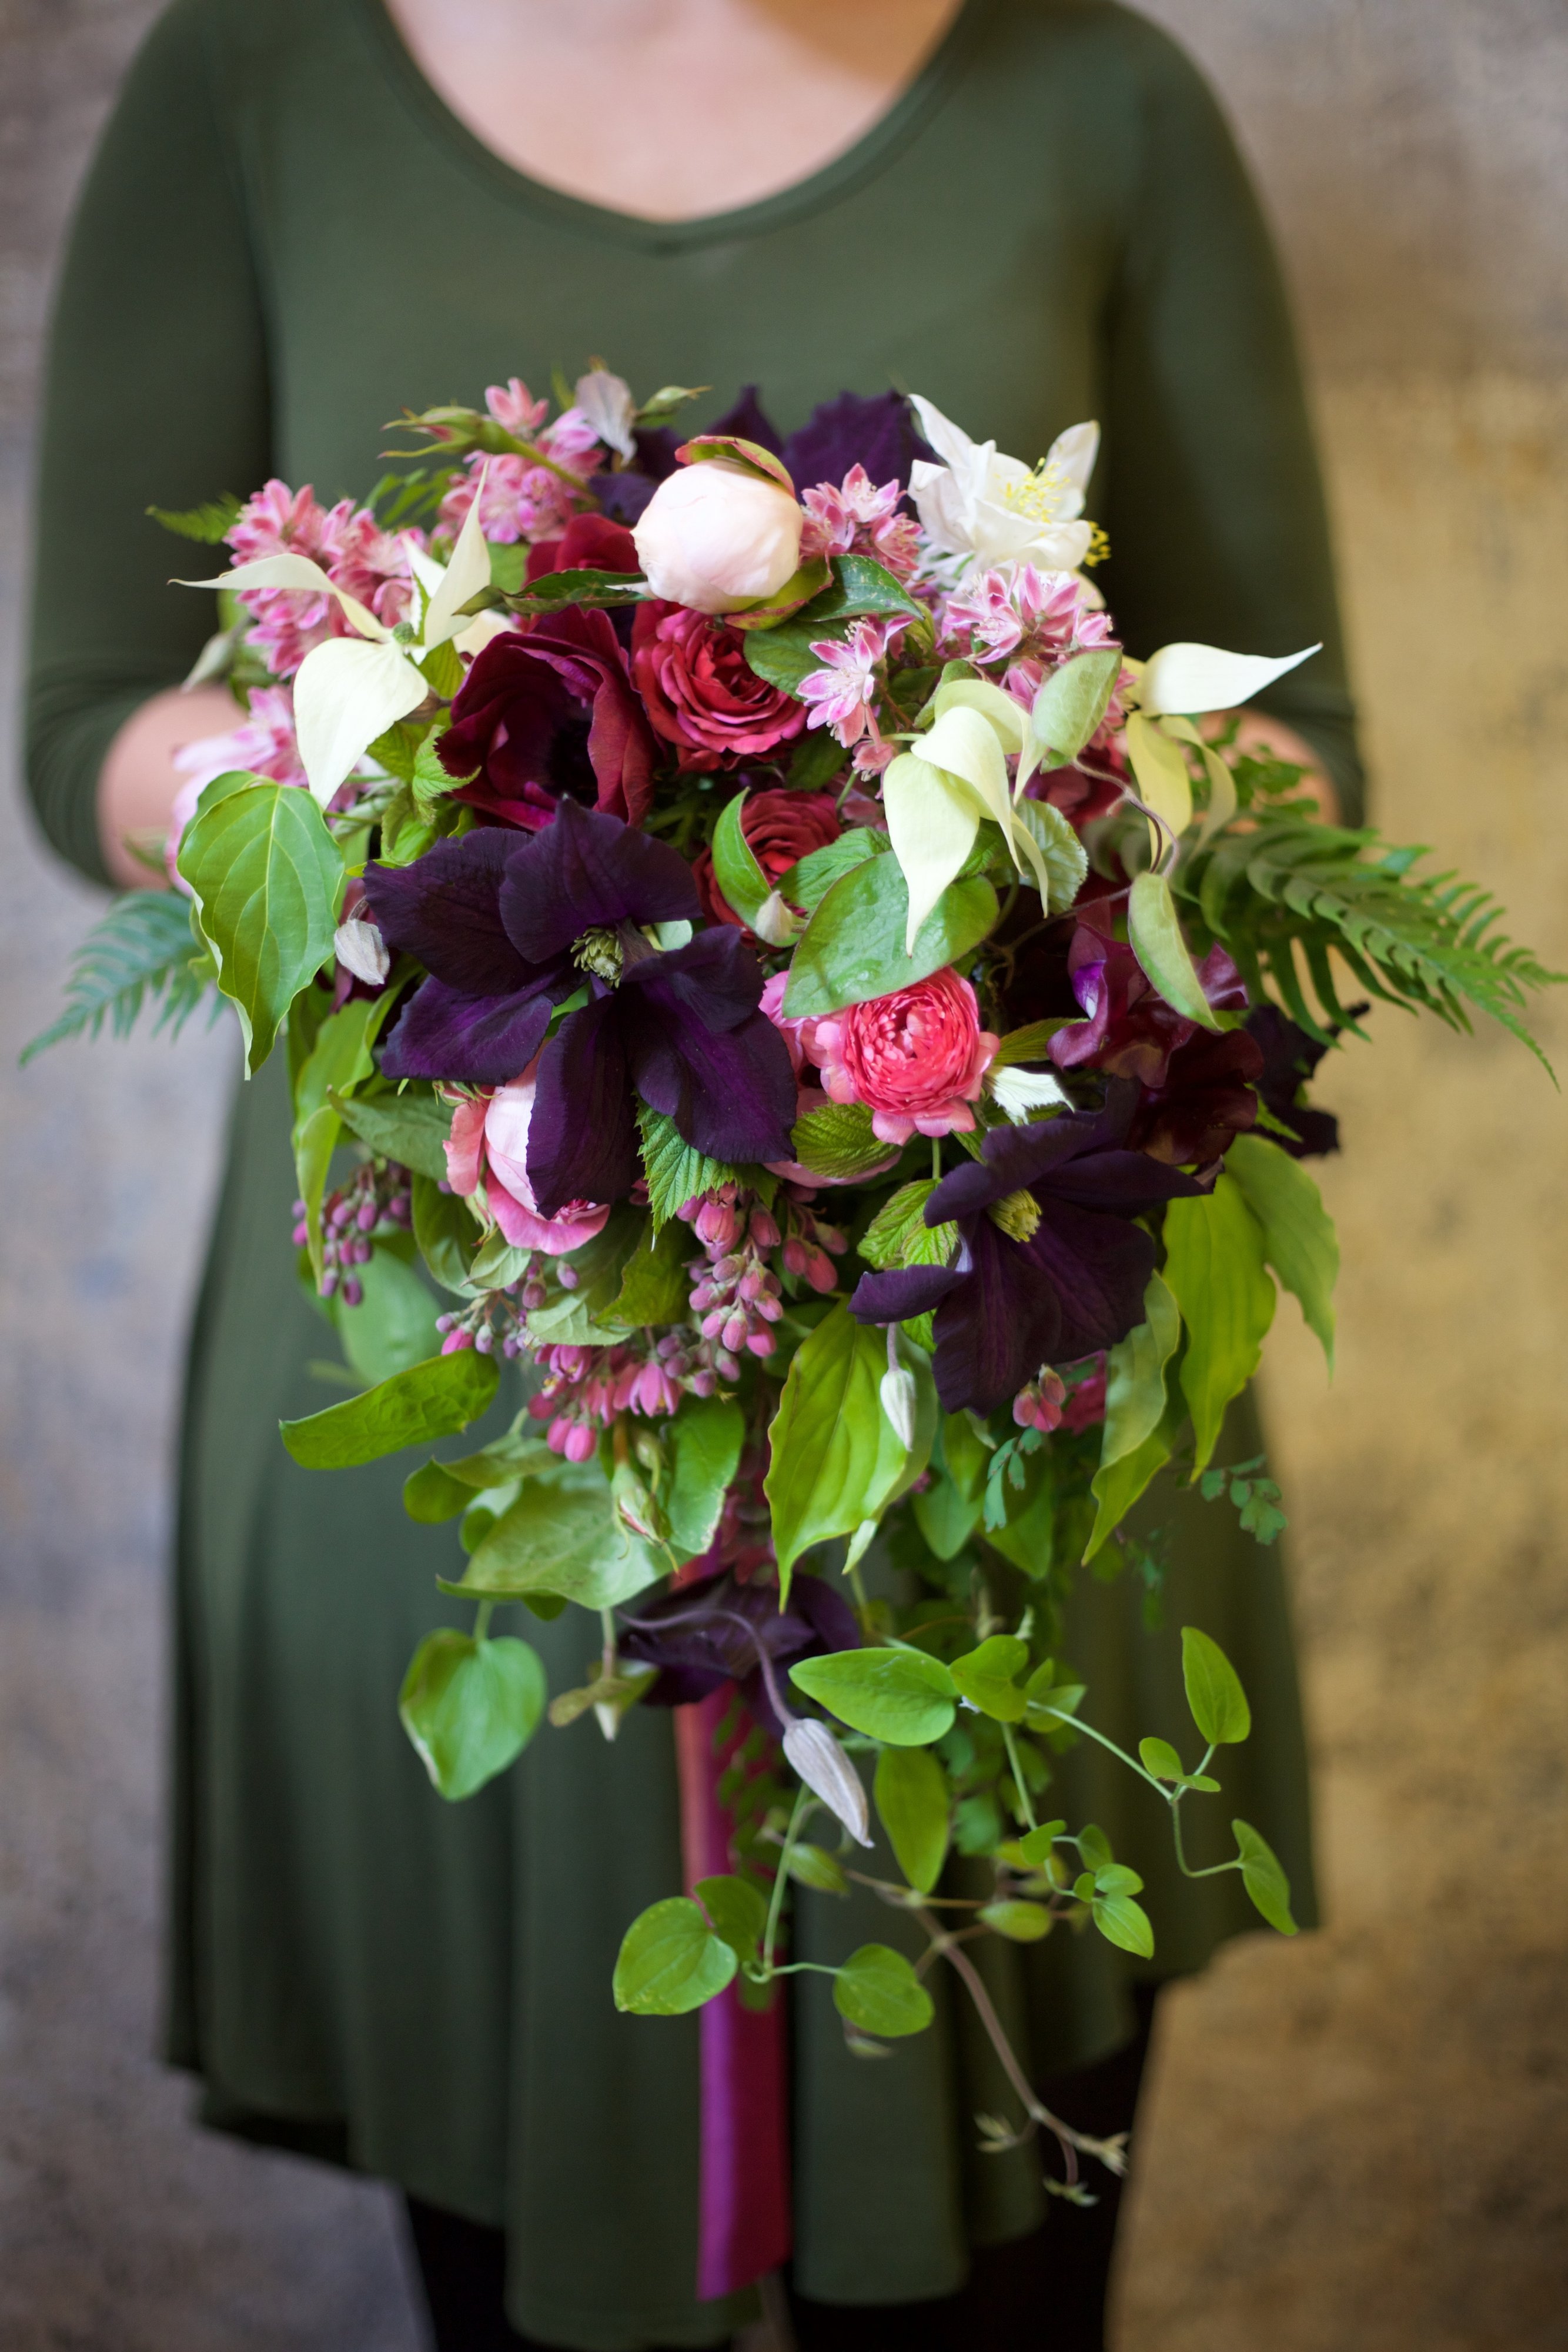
[674, 1685, 791, 2303]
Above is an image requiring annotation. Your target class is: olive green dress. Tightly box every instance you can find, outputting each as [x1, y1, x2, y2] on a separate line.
[25, 3, 1358, 2343]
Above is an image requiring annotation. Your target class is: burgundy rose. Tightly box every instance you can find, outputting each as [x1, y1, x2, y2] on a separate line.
[524, 512, 640, 583]
[693, 787, 841, 933]
[439, 606, 657, 830]
[1126, 1027, 1265, 1168]
[631, 600, 807, 772]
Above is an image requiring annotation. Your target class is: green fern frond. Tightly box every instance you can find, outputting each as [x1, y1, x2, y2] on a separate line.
[1179, 812, 1565, 1078]
[146, 494, 243, 544]
[22, 893, 219, 1064]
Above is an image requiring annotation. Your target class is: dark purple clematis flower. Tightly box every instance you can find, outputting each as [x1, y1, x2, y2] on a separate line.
[367, 800, 798, 1211]
[618, 1566, 861, 1734]
[1245, 1003, 1354, 1157]
[849, 1087, 1205, 1415]
[705, 385, 935, 496]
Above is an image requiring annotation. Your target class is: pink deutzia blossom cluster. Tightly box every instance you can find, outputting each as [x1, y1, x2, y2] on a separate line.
[800, 463, 920, 582]
[796, 615, 906, 753]
[437, 377, 606, 545]
[941, 562, 1114, 668]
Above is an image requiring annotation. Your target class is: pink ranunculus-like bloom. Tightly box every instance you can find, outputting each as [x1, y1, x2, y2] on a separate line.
[166, 685, 309, 884]
[321, 505, 420, 635]
[799, 465, 921, 583]
[482, 1063, 611, 1255]
[796, 615, 903, 749]
[630, 602, 806, 771]
[810, 968, 999, 1145]
[632, 459, 804, 616]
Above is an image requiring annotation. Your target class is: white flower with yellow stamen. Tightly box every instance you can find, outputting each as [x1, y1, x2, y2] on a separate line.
[908, 395, 1099, 578]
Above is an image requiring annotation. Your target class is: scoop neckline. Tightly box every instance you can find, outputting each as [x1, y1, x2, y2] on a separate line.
[358, 0, 992, 252]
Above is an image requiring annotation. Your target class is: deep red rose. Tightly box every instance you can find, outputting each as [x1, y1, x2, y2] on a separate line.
[439, 606, 657, 828]
[631, 599, 807, 772]
[524, 513, 640, 583]
[1126, 1028, 1264, 1167]
[693, 788, 842, 933]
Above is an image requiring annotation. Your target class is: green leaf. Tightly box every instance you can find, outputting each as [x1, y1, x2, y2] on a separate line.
[281, 1349, 498, 1467]
[790, 1646, 958, 1746]
[873, 1745, 951, 1893]
[613, 1897, 738, 2015]
[979, 1900, 1053, 1943]
[857, 1181, 958, 1272]
[1181, 1625, 1252, 1745]
[948, 1635, 1029, 1723]
[786, 1842, 849, 1893]
[1223, 1132, 1338, 1370]
[22, 891, 215, 1063]
[780, 827, 887, 915]
[331, 1087, 453, 1185]
[764, 1304, 913, 1582]
[1099, 1271, 1182, 1469]
[1026, 647, 1122, 767]
[599, 1213, 690, 1328]
[783, 853, 998, 1018]
[146, 492, 242, 543]
[912, 1474, 984, 1561]
[832, 1943, 934, 2038]
[1084, 1387, 1186, 1562]
[504, 564, 650, 616]
[1163, 1174, 1278, 1472]
[455, 1468, 663, 1609]
[403, 1459, 473, 1523]
[636, 1105, 742, 1230]
[1091, 1893, 1155, 1957]
[1138, 1736, 1187, 1782]
[1011, 795, 1089, 914]
[1232, 1818, 1299, 1934]
[938, 1411, 991, 1501]
[412, 1172, 480, 1292]
[1014, 1820, 1067, 1867]
[710, 792, 774, 930]
[787, 727, 850, 791]
[1077, 1823, 1114, 1871]
[178, 778, 345, 1073]
[1126, 868, 1224, 1034]
[984, 1442, 1058, 1581]
[789, 1102, 898, 1180]
[743, 557, 927, 693]
[330, 1243, 442, 1385]
[694, 1873, 770, 1965]
[664, 1395, 745, 1558]
[397, 1629, 547, 1800]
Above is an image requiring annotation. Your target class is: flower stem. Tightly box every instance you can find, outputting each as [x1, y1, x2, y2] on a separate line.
[473, 1600, 494, 1644]
[762, 1782, 813, 1972]
[1001, 1722, 1038, 1832]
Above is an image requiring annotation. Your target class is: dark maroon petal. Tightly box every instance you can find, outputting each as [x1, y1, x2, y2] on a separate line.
[620, 926, 768, 1037]
[704, 385, 785, 459]
[377, 977, 556, 1086]
[500, 797, 699, 963]
[928, 1095, 1138, 1223]
[1022, 1200, 1159, 1368]
[525, 997, 640, 1214]
[622, 998, 798, 1167]
[788, 1571, 863, 1655]
[1037, 1146, 1206, 1214]
[364, 830, 534, 994]
[781, 390, 935, 495]
[928, 1222, 1064, 1416]
[849, 1259, 968, 1328]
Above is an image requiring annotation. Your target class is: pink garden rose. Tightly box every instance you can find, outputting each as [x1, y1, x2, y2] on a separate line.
[631, 459, 803, 614]
[809, 967, 999, 1145]
[444, 1065, 610, 1257]
[631, 602, 806, 772]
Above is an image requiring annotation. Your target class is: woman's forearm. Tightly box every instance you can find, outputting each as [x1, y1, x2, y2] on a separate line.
[96, 684, 238, 888]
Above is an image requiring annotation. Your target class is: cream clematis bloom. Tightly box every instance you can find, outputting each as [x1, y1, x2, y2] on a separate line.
[908, 395, 1099, 578]
[180, 469, 504, 807]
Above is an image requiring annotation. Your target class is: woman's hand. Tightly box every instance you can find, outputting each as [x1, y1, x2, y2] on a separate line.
[96, 684, 238, 888]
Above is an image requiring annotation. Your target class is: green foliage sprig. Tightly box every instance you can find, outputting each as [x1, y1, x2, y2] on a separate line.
[21, 890, 217, 1063]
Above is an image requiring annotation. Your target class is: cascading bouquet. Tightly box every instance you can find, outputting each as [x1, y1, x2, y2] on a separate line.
[31, 368, 1560, 2251]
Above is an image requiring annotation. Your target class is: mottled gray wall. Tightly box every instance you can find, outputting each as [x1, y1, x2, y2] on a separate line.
[1, 6, 1564, 2350]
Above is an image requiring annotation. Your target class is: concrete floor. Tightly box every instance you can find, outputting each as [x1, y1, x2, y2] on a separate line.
[1, 4, 1564, 2348]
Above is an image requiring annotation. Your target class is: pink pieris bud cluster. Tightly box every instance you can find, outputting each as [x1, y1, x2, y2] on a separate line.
[294, 1161, 412, 1308]
[777, 1192, 848, 1294]
[941, 562, 1114, 670]
[1012, 1370, 1069, 1434]
[527, 1340, 691, 1461]
[682, 1185, 786, 1374]
[798, 465, 920, 583]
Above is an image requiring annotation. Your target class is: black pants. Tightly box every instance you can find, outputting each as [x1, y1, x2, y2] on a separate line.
[406, 1984, 1158, 2352]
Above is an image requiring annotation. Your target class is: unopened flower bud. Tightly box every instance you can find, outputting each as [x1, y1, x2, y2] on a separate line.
[880, 1365, 920, 1448]
[782, 1719, 873, 1847]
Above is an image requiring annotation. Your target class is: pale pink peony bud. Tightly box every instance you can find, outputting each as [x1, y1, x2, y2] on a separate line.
[632, 460, 804, 615]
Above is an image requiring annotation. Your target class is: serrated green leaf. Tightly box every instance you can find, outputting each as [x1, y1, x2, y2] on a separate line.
[789, 1647, 957, 1746]
[281, 1349, 498, 1468]
[178, 778, 345, 1073]
[833, 1943, 934, 2037]
[1163, 1175, 1278, 1472]
[783, 853, 998, 1018]
[873, 1745, 951, 1893]
[600, 1211, 691, 1327]
[398, 1629, 547, 1801]
[790, 1101, 898, 1179]
[636, 1105, 743, 1229]
[1232, 1818, 1299, 1934]
[1181, 1626, 1252, 1745]
[613, 1897, 738, 2014]
[1223, 1132, 1338, 1370]
[146, 492, 242, 543]
[857, 1181, 959, 1272]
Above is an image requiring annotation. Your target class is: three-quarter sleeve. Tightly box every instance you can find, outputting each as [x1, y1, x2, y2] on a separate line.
[1098, 22, 1363, 820]
[24, 0, 272, 884]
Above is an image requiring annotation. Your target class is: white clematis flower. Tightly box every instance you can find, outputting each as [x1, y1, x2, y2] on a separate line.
[882, 701, 1052, 954]
[573, 367, 638, 461]
[179, 466, 500, 806]
[908, 395, 1099, 578]
[1139, 640, 1320, 719]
